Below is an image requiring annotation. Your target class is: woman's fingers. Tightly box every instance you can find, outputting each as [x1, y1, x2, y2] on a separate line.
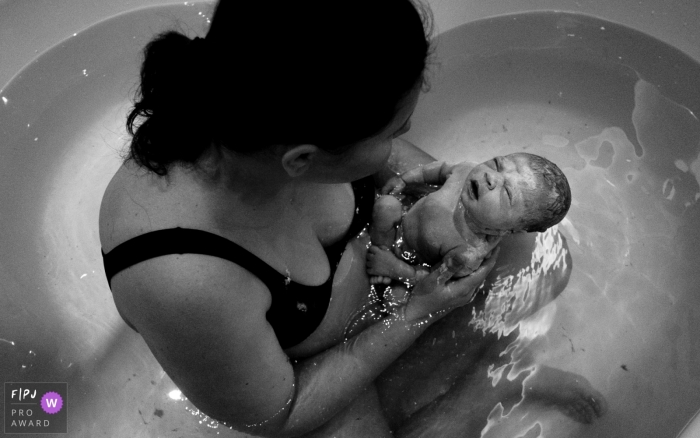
[405, 246, 500, 320]
[434, 251, 469, 285]
[413, 246, 500, 299]
[412, 252, 467, 296]
[381, 176, 406, 195]
[444, 246, 500, 300]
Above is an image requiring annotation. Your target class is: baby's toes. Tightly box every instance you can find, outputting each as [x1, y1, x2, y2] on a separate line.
[369, 275, 393, 285]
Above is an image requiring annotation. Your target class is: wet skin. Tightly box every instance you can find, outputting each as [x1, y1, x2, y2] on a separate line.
[368, 154, 545, 283]
[461, 153, 541, 235]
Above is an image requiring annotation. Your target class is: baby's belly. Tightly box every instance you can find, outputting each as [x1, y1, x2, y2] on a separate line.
[284, 231, 376, 359]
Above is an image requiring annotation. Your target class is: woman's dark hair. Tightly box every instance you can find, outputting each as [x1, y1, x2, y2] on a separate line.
[126, 0, 434, 175]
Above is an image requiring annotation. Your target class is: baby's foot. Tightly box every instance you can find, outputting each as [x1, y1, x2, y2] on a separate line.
[525, 366, 608, 424]
[367, 245, 417, 284]
[367, 246, 397, 281]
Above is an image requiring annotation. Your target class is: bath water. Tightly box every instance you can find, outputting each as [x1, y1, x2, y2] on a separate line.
[2, 6, 699, 437]
[396, 14, 700, 437]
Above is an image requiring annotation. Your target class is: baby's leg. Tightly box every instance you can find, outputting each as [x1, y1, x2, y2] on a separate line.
[367, 246, 420, 285]
[370, 195, 403, 249]
[368, 195, 407, 284]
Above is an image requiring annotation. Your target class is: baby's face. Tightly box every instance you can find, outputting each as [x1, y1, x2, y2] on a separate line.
[460, 153, 541, 235]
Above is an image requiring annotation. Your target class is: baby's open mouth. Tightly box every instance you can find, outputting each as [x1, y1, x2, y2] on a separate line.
[470, 180, 479, 200]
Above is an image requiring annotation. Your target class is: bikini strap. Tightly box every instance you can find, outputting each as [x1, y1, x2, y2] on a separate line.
[101, 227, 284, 289]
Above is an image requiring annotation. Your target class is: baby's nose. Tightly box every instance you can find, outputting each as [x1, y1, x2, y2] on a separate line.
[485, 171, 501, 189]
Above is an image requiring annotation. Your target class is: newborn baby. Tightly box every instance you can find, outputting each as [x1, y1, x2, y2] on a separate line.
[367, 152, 571, 285]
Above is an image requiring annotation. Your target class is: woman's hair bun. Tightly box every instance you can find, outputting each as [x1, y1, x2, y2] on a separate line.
[127, 32, 212, 175]
[127, 1, 433, 176]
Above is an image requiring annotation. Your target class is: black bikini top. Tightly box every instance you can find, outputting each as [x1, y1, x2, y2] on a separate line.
[101, 176, 375, 349]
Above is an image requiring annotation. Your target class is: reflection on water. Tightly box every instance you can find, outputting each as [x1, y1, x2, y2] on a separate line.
[378, 68, 700, 438]
[472, 228, 570, 341]
[397, 14, 700, 437]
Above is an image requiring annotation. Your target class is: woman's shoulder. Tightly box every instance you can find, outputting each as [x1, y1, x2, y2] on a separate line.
[99, 166, 277, 344]
[98, 163, 272, 295]
[99, 162, 208, 251]
[99, 163, 147, 251]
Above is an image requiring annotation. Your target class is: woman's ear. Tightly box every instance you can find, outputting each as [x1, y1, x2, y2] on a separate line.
[281, 144, 319, 177]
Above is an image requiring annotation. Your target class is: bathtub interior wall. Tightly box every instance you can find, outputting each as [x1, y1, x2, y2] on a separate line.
[0, 1, 699, 437]
[1, 0, 699, 90]
[402, 13, 700, 437]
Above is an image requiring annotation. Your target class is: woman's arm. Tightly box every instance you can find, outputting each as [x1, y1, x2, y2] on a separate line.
[373, 137, 436, 188]
[375, 138, 477, 195]
[114, 249, 497, 437]
[382, 161, 455, 195]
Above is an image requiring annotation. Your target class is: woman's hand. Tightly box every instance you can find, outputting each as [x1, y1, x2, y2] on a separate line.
[404, 247, 499, 322]
[381, 174, 408, 196]
[380, 161, 456, 196]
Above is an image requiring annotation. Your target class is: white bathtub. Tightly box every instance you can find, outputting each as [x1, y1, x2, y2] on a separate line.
[1, 1, 699, 437]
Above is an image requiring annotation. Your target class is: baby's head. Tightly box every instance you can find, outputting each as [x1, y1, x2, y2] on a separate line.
[461, 153, 571, 235]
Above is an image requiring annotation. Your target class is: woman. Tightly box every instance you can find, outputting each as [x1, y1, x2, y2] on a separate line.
[98, 1, 497, 436]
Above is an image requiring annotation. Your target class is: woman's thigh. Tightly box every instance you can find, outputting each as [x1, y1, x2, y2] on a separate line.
[300, 384, 393, 438]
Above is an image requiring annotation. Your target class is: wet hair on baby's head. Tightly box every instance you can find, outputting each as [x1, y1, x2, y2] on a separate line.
[516, 153, 571, 233]
[126, 0, 434, 175]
